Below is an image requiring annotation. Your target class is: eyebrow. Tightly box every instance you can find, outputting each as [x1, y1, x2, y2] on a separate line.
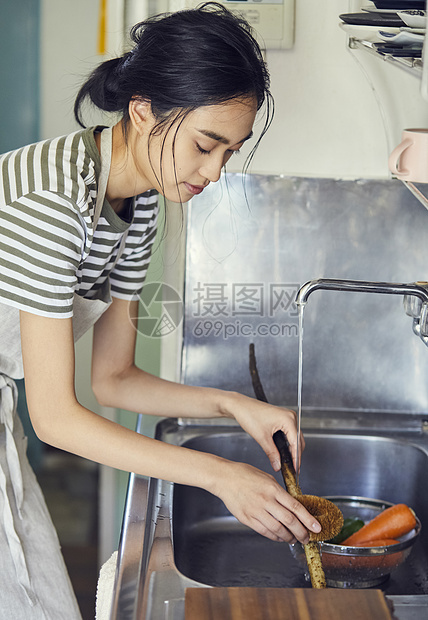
[196, 129, 254, 146]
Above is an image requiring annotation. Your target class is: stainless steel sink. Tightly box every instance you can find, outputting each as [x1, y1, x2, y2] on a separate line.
[173, 431, 428, 594]
[111, 417, 428, 619]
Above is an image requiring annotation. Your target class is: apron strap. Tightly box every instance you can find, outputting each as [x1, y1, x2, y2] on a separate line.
[95, 126, 113, 229]
[96, 126, 130, 265]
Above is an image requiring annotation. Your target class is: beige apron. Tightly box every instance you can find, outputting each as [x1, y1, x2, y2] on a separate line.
[0, 126, 126, 619]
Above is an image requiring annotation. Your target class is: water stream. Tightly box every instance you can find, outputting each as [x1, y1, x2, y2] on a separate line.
[296, 303, 305, 486]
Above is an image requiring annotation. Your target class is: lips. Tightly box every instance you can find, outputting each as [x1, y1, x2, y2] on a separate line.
[184, 182, 206, 196]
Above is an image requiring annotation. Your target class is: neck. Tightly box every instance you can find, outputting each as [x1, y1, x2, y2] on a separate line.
[96, 122, 151, 214]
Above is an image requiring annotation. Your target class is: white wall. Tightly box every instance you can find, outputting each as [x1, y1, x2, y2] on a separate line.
[41, 0, 428, 176]
[41, 1, 98, 138]
[229, 0, 428, 179]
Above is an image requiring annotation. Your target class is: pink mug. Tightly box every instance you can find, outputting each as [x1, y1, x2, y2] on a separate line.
[389, 129, 428, 183]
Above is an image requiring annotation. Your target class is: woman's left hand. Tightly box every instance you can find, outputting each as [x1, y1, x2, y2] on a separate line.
[219, 391, 305, 473]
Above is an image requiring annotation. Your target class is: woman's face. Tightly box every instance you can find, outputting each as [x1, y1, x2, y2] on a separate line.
[134, 96, 258, 202]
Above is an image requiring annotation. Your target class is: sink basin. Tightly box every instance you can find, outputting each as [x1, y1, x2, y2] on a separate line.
[111, 420, 428, 619]
[173, 431, 428, 595]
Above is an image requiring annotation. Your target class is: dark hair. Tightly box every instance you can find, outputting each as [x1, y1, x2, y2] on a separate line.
[74, 3, 272, 148]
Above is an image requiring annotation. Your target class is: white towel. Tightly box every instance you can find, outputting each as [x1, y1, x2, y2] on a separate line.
[96, 550, 118, 620]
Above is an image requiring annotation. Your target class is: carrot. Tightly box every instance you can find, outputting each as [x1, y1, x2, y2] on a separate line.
[342, 504, 416, 546]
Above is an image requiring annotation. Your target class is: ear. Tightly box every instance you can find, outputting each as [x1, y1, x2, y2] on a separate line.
[128, 98, 153, 135]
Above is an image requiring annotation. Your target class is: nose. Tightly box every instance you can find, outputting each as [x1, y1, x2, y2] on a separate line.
[199, 156, 224, 183]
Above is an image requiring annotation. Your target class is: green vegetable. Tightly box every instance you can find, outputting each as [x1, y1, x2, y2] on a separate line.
[327, 517, 364, 544]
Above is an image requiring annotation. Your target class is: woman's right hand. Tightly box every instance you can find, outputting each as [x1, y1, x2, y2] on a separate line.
[211, 459, 321, 544]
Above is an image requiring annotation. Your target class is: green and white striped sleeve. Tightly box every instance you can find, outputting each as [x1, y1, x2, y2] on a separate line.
[0, 190, 86, 318]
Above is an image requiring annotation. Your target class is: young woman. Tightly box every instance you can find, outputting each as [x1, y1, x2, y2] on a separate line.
[0, 4, 320, 617]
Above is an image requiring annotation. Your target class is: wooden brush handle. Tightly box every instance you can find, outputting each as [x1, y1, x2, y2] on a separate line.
[249, 343, 326, 589]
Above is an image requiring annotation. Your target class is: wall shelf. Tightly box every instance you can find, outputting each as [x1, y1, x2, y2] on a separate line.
[346, 31, 428, 213]
[348, 38, 423, 78]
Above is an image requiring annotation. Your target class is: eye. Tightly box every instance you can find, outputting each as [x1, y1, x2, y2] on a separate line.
[196, 143, 210, 155]
[225, 149, 241, 161]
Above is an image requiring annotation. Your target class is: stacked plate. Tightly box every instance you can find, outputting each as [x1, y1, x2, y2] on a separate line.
[339, 2, 426, 58]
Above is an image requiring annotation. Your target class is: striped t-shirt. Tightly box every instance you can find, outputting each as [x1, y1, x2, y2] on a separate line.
[0, 126, 159, 320]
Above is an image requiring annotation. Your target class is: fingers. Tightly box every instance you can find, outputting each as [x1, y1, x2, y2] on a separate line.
[263, 428, 306, 474]
[231, 395, 297, 471]
[239, 496, 320, 545]
[248, 514, 297, 544]
[216, 461, 321, 546]
[256, 407, 305, 474]
[228, 395, 307, 475]
[280, 494, 321, 541]
[266, 493, 320, 544]
[234, 476, 321, 544]
[264, 442, 281, 472]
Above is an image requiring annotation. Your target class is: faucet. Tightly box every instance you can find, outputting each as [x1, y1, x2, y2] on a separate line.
[295, 278, 428, 347]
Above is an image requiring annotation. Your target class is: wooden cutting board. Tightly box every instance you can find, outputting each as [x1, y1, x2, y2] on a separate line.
[185, 587, 393, 620]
